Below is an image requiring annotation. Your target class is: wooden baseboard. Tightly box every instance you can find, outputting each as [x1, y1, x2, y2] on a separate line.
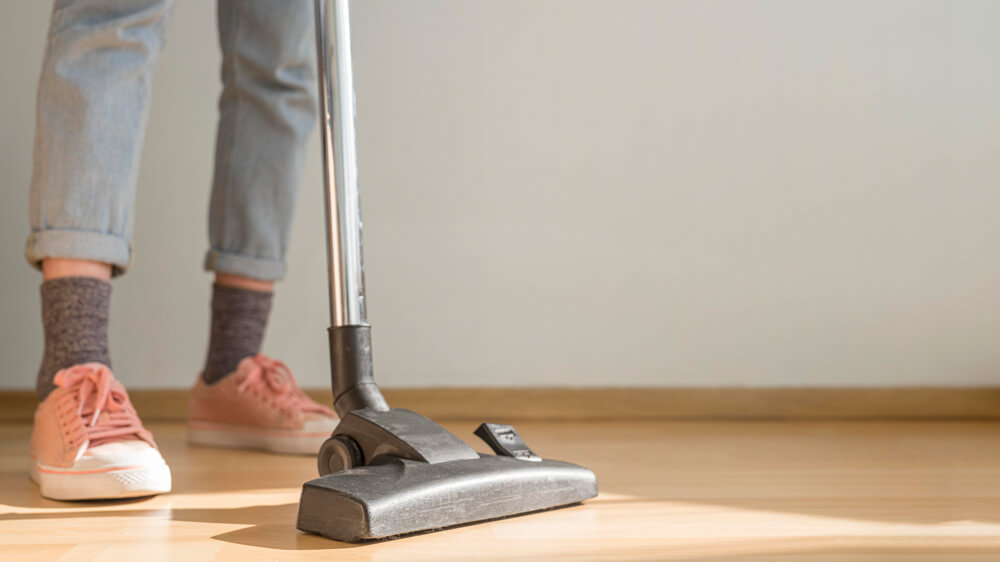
[3, 387, 1000, 422]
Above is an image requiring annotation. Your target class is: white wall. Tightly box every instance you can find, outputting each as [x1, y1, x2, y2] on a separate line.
[2, 0, 1000, 389]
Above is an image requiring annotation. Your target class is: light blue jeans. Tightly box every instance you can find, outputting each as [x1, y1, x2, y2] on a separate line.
[26, 0, 317, 281]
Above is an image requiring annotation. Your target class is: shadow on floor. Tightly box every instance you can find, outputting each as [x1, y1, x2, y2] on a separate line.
[0, 501, 358, 551]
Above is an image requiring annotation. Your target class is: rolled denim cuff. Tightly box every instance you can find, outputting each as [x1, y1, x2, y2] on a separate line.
[25, 229, 133, 277]
[203, 249, 286, 282]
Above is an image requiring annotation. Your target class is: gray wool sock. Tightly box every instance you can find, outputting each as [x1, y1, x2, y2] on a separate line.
[201, 283, 273, 384]
[36, 277, 113, 401]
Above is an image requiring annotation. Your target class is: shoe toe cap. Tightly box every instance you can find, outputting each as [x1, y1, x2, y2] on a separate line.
[77, 440, 167, 469]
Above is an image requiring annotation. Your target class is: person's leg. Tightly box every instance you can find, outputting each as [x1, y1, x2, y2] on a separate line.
[28, 0, 173, 398]
[27, 0, 172, 277]
[201, 0, 315, 384]
[27, 0, 173, 500]
[189, 0, 336, 455]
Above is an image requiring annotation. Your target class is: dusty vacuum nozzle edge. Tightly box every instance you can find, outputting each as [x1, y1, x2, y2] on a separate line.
[297, 453, 598, 542]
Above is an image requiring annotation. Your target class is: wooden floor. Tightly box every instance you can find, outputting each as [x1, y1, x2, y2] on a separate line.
[2, 420, 1000, 561]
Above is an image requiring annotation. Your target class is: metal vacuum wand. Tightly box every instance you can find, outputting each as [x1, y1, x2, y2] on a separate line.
[313, 0, 388, 414]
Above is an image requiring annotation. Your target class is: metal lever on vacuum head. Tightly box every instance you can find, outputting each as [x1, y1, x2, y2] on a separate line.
[314, 0, 388, 415]
[474, 423, 541, 461]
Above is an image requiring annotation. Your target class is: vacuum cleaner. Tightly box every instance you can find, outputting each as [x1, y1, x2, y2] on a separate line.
[296, 0, 598, 542]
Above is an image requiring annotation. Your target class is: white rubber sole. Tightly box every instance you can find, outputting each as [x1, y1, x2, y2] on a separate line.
[30, 462, 172, 501]
[187, 421, 331, 455]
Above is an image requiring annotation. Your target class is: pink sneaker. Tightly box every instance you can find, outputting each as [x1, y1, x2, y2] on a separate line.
[187, 354, 339, 455]
[30, 363, 171, 500]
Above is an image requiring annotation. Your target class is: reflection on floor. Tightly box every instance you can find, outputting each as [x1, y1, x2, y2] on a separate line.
[2, 420, 1000, 561]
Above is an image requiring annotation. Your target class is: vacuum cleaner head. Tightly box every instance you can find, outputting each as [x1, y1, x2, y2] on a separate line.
[296, 408, 598, 542]
[298, 454, 597, 541]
